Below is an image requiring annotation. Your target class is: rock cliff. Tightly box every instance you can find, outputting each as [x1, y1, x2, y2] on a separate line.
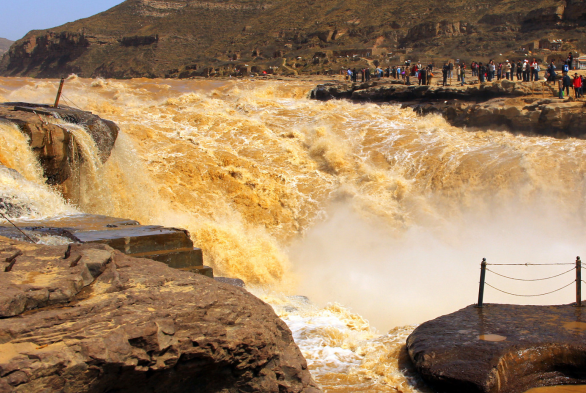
[1, 0, 585, 78]
[0, 38, 13, 56]
[0, 236, 320, 393]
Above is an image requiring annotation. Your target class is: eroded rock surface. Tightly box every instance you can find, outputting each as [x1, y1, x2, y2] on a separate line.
[413, 97, 586, 137]
[0, 236, 319, 393]
[0, 102, 118, 187]
[311, 80, 586, 137]
[407, 304, 586, 393]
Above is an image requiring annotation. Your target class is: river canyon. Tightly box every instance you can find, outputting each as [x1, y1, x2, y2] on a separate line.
[1, 75, 586, 392]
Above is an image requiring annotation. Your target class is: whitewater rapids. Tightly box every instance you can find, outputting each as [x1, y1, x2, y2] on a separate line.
[2, 75, 586, 392]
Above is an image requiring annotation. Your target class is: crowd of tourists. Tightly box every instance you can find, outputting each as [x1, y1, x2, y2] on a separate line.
[344, 52, 584, 98]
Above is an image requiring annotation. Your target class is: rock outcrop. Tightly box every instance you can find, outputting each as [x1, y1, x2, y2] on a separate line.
[311, 80, 554, 102]
[0, 102, 118, 192]
[407, 303, 586, 393]
[413, 97, 586, 138]
[0, 236, 320, 393]
[311, 80, 586, 138]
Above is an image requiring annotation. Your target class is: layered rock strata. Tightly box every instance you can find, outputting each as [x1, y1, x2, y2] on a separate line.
[407, 303, 586, 393]
[311, 80, 586, 137]
[0, 236, 319, 393]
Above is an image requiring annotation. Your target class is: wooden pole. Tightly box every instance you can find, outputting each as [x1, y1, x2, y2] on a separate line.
[477, 258, 487, 308]
[577, 256, 582, 307]
[54, 78, 65, 108]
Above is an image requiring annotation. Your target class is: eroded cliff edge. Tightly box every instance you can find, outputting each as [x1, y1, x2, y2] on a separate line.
[311, 80, 586, 138]
[0, 236, 320, 393]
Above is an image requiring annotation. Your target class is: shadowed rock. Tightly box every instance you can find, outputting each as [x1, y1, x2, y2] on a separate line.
[0, 236, 320, 393]
[407, 303, 586, 393]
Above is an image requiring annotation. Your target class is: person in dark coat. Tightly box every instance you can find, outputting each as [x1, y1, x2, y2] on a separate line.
[562, 72, 572, 97]
[478, 62, 486, 83]
[547, 62, 557, 85]
[442, 63, 449, 86]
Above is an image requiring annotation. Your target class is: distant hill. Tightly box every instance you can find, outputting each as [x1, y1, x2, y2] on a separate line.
[0, 38, 13, 55]
[1, 0, 585, 78]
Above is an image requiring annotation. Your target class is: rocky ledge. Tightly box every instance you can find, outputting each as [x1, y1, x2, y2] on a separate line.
[0, 102, 119, 194]
[0, 236, 319, 393]
[407, 303, 586, 393]
[311, 80, 586, 138]
[311, 80, 553, 102]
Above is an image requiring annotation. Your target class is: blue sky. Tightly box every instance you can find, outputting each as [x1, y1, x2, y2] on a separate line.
[0, 1, 125, 41]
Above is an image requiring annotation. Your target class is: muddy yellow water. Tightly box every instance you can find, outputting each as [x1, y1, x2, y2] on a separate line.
[3, 75, 586, 392]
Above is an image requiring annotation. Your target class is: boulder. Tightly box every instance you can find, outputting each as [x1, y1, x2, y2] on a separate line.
[0, 102, 118, 193]
[407, 303, 586, 393]
[0, 236, 319, 393]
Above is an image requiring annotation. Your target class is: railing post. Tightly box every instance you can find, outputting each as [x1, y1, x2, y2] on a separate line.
[54, 78, 65, 108]
[477, 258, 487, 308]
[577, 256, 582, 307]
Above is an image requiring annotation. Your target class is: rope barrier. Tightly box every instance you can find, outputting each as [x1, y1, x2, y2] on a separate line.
[485, 281, 575, 297]
[486, 267, 575, 281]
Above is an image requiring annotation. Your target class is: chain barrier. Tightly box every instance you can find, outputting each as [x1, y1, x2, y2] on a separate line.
[478, 257, 582, 306]
[485, 281, 575, 297]
[485, 267, 575, 282]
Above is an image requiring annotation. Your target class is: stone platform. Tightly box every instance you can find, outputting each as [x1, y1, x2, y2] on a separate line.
[407, 304, 586, 393]
[0, 214, 213, 277]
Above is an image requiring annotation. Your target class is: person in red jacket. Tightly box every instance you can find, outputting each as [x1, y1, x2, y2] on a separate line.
[573, 73, 583, 98]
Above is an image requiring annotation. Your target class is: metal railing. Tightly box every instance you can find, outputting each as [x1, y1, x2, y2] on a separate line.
[477, 257, 582, 307]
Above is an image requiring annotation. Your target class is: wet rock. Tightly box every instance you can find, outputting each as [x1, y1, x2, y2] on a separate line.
[407, 303, 586, 393]
[413, 97, 586, 137]
[0, 236, 320, 393]
[0, 102, 118, 188]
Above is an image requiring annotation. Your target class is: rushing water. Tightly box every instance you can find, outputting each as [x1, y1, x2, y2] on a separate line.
[2, 75, 586, 392]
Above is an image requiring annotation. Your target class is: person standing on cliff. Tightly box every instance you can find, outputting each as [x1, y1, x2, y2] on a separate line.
[530, 58, 539, 81]
[442, 63, 449, 86]
[517, 61, 522, 80]
[478, 62, 486, 83]
[562, 72, 572, 97]
[547, 62, 556, 85]
[460, 62, 466, 86]
[569, 52, 574, 70]
[505, 61, 512, 80]
[573, 73, 582, 98]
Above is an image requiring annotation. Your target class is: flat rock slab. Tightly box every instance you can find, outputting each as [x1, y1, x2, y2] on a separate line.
[407, 304, 586, 393]
[0, 214, 206, 271]
[0, 236, 319, 393]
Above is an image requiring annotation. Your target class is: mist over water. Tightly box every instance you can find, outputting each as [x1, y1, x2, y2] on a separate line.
[2, 75, 586, 391]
